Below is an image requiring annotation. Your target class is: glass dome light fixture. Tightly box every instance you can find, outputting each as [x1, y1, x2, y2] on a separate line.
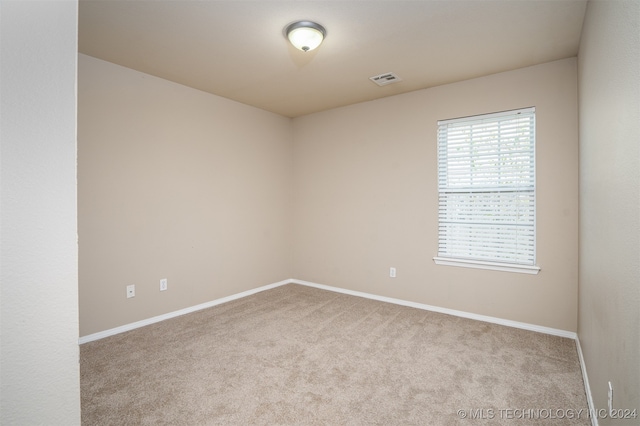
[285, 20, 326, 52]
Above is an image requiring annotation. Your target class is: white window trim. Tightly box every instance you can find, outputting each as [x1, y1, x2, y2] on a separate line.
[433, 256, 540, 275]
[436, 107, 539, 273]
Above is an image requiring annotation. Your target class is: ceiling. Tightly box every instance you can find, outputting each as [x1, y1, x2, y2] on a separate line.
[79, 0, 588, 118]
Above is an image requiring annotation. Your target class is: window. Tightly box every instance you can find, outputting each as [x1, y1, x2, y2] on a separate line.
[433, 107, 540, 274]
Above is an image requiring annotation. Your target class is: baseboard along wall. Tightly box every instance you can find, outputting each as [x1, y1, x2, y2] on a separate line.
[292, 279, 577, 339]
[78, 277, 594, 421]
[78, 279, 290, 345]
[575, 337, 599, 426]
[79, 278, 577, 344]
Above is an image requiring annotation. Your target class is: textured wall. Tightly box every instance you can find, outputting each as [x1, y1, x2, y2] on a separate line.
[78, 55, 293, 336]
[578, 0, 640, 423]
[293, 58, 579, 332]
[0, 1, 81, 424]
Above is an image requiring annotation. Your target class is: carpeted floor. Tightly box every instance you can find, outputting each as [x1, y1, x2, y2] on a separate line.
[80, 284, 590, 425]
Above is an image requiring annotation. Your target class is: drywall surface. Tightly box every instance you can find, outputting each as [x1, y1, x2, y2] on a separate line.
[578, 0, 640, 422]
[293, 58, 579, 332]
[78, 55, 292, 336]
[0, 1, 81, 424]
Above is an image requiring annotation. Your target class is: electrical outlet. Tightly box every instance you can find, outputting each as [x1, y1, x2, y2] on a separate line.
[608, 381, 613, 415]
[160, 278, 168, 291]
[390, 267, 397, 278]
[126, 284, 135, 298]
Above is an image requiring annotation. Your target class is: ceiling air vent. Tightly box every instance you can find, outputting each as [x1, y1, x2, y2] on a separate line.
[369, 72, 402, 87]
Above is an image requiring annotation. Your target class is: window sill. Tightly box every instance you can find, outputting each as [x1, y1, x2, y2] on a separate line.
[433, 257, 540, 275]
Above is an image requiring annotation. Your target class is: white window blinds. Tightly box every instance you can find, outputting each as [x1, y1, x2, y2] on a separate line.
[437, 107, 536, 267]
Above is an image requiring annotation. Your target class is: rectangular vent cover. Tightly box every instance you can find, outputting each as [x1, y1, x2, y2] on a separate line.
[369, 72, 402, 86]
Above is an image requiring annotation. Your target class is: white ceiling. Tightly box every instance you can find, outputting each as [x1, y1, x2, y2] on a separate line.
[79, 0, 588, 118]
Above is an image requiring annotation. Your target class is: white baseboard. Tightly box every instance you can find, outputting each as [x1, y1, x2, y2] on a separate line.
[293, 279, 596, 421]
[80, 278, 576, 342]
[79, 277, 592, 420]
[79, 277, 594, 424]
[78, 279, 291, 344]
[291, 279, 577, 339]
[575, 337, 598, 426]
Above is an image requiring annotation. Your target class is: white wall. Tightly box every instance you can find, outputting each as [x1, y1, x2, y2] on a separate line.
[578, 0, 640, 422]
[293, 58, 579, 332]
[78, 55, 293, 336]
[0, 1, 81, 424]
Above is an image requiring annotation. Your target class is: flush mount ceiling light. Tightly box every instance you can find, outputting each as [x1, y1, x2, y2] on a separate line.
[284, 20, 326, 52]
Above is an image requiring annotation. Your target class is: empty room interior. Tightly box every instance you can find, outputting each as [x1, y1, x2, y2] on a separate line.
[1, 0, 638, 425]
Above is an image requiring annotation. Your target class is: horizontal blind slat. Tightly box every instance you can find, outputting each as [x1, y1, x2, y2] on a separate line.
[437, 107, 536, 266]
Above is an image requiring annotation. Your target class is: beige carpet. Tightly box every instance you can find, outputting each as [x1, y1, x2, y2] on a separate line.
[81, 284, 589, 425]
